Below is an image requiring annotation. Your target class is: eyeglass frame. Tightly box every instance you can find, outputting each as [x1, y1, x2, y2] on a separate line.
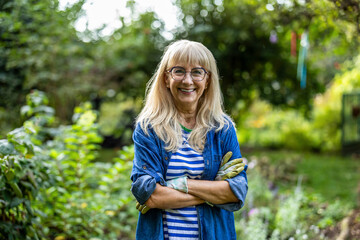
[167, 66, 208, 82]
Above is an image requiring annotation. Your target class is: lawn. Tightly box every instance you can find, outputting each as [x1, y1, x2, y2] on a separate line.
[245, 150, 360, 206]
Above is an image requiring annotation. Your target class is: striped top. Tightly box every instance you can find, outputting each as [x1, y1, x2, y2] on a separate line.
[163, 127, 204, 240]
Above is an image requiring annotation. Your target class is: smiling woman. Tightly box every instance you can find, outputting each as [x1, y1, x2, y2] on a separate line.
[130, 40, 248, 240]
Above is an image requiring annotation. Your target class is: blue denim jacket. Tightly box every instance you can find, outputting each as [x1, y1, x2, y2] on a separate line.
[131, 118, 248, 240]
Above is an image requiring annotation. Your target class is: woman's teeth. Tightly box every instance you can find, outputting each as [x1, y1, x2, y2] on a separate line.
[180, 88, 195, 92]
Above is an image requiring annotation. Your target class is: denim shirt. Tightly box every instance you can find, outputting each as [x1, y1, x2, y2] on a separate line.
[130, 118, 248, 240]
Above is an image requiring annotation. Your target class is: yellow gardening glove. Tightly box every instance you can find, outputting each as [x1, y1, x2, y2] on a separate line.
[136, 201, 151, 214]
[215, 151, 245, 181]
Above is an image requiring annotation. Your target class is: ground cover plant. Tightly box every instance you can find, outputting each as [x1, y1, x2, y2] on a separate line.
[235, 150, 360, 239]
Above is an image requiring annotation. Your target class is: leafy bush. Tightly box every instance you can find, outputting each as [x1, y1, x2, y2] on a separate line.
[312, 56, 360, 151]
[240, 207, 271, 240]
[238, 55, 360, 152]
[0, 90, 54, 239]
[98, 93, 142, 146]
[0, 90, 138, 239]
[238, 100, 320, 151]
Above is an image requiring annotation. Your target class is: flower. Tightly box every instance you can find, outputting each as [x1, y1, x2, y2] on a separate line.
[248, 208, 259, 217]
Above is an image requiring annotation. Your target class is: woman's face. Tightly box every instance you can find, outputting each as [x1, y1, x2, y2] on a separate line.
[165, 63, 209, 111]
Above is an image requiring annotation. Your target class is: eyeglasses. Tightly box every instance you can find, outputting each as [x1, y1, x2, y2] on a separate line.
[167, 66, 208, 82]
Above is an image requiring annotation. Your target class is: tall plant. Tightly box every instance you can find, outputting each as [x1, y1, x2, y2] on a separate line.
[0, 90, 54, 239]
[1, 90, 138, 239]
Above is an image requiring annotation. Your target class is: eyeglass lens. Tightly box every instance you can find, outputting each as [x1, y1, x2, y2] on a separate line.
[171, 67, 206, 81]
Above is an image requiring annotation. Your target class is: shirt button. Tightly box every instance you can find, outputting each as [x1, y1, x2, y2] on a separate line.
[142, 166, 147, 170]
[165, 157, 168, 160]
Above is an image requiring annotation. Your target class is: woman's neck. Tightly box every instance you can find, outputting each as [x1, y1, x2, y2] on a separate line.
[178, 109, 196, 130]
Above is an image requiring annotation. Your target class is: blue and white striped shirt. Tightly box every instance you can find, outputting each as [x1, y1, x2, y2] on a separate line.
[163, 128, 204, 240]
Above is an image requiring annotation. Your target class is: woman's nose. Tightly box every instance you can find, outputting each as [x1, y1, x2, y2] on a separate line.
[182, 72, 193, 84]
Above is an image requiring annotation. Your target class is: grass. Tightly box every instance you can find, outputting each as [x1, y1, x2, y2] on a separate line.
[245, 149, 360, 206]
[298, 152, 360, 203]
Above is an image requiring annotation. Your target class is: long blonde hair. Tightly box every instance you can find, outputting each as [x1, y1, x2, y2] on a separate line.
[136, 39, 230, 152]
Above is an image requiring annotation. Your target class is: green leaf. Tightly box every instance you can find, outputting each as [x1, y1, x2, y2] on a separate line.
[9, 182, 23, 198]
[24, 200, 34, 216]
[10, 197, 23, 208]
[0, 140, 17, 155]
[20, 105, 32, 117]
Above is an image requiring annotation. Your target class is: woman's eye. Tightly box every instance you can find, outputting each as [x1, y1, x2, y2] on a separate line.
[174, 69, 185, 74]
[192, 70, 203, 75]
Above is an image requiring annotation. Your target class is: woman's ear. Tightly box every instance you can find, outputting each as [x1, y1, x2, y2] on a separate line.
[165, 75, 170, 88]
[205, 74, 210, 89]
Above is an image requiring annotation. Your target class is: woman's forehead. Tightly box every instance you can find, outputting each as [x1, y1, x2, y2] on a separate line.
[170, 62, 203, 68]
[168, 56, 206, 68]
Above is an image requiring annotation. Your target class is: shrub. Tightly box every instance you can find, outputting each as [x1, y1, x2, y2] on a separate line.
[98, 93, 142, 146]
[0, 90, 138, 239]
[238, 55, 360, 152]
[0, 90, 54, 239]
[238, 100, 320, 151]
[312, 56, 360, 151]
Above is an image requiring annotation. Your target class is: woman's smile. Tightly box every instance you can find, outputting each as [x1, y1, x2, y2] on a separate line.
[179, 88, 196, 93]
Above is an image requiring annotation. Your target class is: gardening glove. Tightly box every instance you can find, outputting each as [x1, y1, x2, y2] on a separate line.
[136, 201, 151, 214]
[168, 176, 214, 207]
[215, 151, 245, 181]
[166, 176, 188, 193]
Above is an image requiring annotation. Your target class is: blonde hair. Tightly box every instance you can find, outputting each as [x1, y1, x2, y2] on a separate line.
[136, 39, 231, 152]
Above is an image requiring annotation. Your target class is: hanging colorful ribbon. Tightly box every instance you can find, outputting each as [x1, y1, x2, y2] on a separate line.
[291, 31, 297, 57]
[297, 31, 309, 89]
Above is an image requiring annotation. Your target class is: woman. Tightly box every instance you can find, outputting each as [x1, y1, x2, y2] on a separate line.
[131, 40, 248, 240]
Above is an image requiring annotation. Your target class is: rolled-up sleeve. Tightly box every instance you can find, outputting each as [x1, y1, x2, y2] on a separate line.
[130, 124, 166, 205]
[216, 118, 248, 212]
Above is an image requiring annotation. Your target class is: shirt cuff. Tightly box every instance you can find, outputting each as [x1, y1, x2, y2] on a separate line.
[131, 175, 157, 204]
[219, 168, 248, 212]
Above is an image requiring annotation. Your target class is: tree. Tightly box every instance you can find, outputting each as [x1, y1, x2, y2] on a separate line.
[173, 0, 359, 111]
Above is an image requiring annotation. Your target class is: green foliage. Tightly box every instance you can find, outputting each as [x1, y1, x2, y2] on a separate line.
[173, 0, 360, 110]
[238, 55, 360, 152]
[98, 11, 167, 99]
[236, 150, 357, 240]
[2, 0, 360, 147]
[0, 90, 138, 239]
[0, 0, 89, 130]
[0, 90, 54, 240]
[0, 0, 169, 137]
[241, 207, 271, 240]
[274, 191, 303, 239]
[98, 93, 142, 146]
[317, 200, 351, 228]
[238, 99, 321, 151]
[312, 55, 360, 151]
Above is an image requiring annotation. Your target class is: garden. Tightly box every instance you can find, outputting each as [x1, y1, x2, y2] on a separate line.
[1, 0, 360, 239]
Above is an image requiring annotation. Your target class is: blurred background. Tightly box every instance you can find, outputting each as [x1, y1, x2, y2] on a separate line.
[1, 0, 360, 239]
